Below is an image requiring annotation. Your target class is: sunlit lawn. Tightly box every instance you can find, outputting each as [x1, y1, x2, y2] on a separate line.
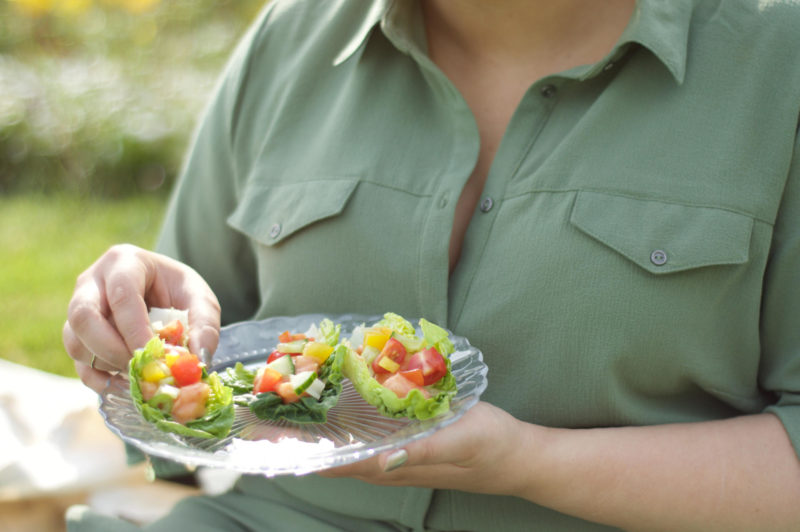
[0, 194, 166, 377]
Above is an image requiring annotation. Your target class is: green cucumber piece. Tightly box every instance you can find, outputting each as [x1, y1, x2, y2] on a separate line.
[266, 354, 295, 376]
[392, 332, 424, 353]
[147, 383, 180, 414]
[277, 340, 307, 354]
[304, 378, 326, 400]
[290, 371, 317, 395]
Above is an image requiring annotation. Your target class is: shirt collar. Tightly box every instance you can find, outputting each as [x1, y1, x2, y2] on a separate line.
[333, 0, 697, 85]
[618, 0, 696, 84]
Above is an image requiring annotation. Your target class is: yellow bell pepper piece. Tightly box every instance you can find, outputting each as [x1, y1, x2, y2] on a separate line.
[364, 327, 392, 351]
[141, 360, 169, 382]
[377, 356, 400, 373]
[302, 341, 335, 363]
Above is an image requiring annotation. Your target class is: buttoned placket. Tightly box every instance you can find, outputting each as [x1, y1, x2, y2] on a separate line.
[448, 78, 563, 328]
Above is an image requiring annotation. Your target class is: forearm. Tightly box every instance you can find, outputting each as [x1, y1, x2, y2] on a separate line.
[520, 413, 800, 531]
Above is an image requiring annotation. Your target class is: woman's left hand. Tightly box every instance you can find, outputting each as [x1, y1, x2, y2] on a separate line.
[318, 401, 534, 496]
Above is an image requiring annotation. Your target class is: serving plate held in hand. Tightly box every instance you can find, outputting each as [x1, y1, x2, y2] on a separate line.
[99, 313, 488, 476]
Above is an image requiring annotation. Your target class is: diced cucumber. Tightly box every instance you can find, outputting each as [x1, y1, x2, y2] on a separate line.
[304, 378, 326, 400]
[277, 339, 307, 354]
[290, 371, 317, 395]
[392, 332, 424, 353]
[147, 384, 180, 414]
[266, 354, 295, 376]
[156, 383, 180, 398]
[362, 345, 380, 365]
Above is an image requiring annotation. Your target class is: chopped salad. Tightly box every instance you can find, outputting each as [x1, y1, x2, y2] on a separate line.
[342, 313, 457, 420]
[128, 308, 234, 439]
[220, 319, 346, 423]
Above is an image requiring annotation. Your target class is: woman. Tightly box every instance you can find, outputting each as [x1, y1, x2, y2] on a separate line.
[64, 0, 800, 530]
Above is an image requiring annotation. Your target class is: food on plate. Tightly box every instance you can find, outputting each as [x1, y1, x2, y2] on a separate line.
[343, 313, 457, 420]
[220, 319, 345, 423]
[128, 308, 234, 439]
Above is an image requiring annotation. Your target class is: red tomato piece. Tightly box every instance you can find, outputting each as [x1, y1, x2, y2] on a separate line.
[404, 347, 447, 385]
[266, 349, 286, 363]
[170, 353, 202, 387]
[278, 331, 307, 343]
[254, 367, 283, 394]
[372, 338, 407, 374]
[157, 319, 184, 346]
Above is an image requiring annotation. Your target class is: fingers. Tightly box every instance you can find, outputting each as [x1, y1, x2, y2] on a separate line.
[65, 244, 222, 387]
[145, 261, 222, 358]
[73, 359, 113, 394]
[184, 291, 221, 357]
[103, 246, 155, 352]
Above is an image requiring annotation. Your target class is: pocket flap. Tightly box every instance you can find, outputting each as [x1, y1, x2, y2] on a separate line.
[570, 191, 753, 274]
[227, 179, 358, 246]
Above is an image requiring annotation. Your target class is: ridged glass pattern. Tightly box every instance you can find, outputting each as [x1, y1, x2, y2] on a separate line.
[99, 314, 488, 476]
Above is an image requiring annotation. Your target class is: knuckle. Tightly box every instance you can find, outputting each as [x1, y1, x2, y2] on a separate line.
[68, 300, 99, 333]
[106, 279, 138, 310]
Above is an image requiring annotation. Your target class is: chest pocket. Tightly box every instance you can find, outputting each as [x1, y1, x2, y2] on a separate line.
[227, 178, 359, 246]
[569, 190, 753, 274]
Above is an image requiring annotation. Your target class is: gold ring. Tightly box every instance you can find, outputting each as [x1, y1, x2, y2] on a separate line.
[90, 354, 97, 370]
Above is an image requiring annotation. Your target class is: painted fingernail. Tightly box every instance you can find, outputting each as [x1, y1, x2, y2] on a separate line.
[383, 449, 408, 472]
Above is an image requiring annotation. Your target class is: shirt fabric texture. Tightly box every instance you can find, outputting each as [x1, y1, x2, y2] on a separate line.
[71, 0, 800, 530]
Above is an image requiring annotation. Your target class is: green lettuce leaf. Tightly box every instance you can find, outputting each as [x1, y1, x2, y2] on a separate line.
[376, 312, 416, 337]
[223, 344, 346, 423]
[318, 318, 341, 347]
[129, 337, 234, 439]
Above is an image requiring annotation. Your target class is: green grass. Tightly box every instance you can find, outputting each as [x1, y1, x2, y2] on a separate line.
[0, 194, 166, 377]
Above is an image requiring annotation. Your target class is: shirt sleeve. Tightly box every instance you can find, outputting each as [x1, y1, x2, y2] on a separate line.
[761, 125, 800, 457]
[153, 6, 276, 325]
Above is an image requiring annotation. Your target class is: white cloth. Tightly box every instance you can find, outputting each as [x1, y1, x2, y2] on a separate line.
[0, 359, 139, 500]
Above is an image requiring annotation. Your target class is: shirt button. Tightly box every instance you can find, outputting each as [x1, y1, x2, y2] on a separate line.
[650, 249, 668, 266]
[479, 196, 494, 213]
[269, 223, 281, 239]
[603, 62, 615, 72]
[438, 194, 449, 209]
[540, 84, 557, 98]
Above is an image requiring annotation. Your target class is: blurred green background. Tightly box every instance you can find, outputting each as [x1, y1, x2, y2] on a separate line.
[1, 0, 266, 377]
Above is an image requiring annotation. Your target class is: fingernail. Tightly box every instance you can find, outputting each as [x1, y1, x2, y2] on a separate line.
[383, 449, 408, 472]
[199, 348, 212, 367]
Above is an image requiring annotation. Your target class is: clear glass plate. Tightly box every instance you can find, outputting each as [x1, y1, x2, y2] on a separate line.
[99, 313, 488, 476]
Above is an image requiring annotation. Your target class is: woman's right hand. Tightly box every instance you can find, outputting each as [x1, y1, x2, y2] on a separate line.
[63, 244, 221, 393]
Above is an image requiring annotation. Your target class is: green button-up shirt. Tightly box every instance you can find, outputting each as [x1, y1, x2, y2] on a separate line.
[156, 0, 800, 529]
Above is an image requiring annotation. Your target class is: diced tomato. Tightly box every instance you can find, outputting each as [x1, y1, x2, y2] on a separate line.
[254, 367, 283, 394]
[171, 382, 209, 424]
[157, 319, 184, 346]
[267, 349, 287, 364]
[399, 368, 424, 386]
[404, 347, 447, 385]
[170, 353, 202, 387]
[278, 331, 307, 343]
[276, 381, 300, 403]
[382, 373, 422, 399]
[372, 338, 407, 374]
